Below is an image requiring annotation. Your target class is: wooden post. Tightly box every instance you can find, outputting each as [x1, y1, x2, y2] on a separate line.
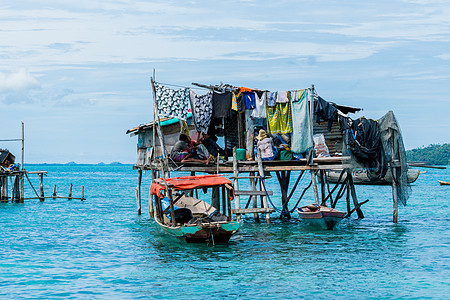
[81, 186, 85, 201]
[276, 171, 291, 219]
[21, 122, 24, 171]
[148, 188, 154, 217]
[311, 169, 320, 206]
[390, 132, 398, 223]
[347, 171, 364, 219]
[68, 183, 73, 200]
[249, 171, 259, 222]
[38, 173, 44, 202]
[136, 169, 142, 215]
[13, 175, 20, 202]
[257, 147, 271, 223]
[20, 173, 24, 202]
[222, 186, 226, 216]
[245, 109, 254, 160]
[1, 176, 7, 202]
[52, 184, 57, 199]
[232, 147, 241, 221]
[319, 170, 326, 206]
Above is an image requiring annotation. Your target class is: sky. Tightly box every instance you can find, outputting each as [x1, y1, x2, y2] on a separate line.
[0, 0, 449, 164]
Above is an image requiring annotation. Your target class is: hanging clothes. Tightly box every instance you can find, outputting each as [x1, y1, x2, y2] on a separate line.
[314, 96, 337, 131]
[266, 102, 292, 134]
[189, 90, 213, 134]
[212, 91, 232, 118]
[243, 92, 256, 109]
[154, 82, 190, 120]
[267, 91, 277, 107]
[276, 91, 289, 103]
[231, 93, 238, 111]
[291, 89, 313, 154]
[252, 91, 267, 118]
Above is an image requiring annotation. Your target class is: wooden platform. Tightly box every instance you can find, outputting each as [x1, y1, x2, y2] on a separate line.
[133, 156, 353, 173]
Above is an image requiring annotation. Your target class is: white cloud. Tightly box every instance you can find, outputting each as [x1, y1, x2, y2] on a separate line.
[0, 68, 41, 92]
[436, 53, 450, 60]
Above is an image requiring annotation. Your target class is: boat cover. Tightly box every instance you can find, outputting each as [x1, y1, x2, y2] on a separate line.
[151, 175, 234, 199]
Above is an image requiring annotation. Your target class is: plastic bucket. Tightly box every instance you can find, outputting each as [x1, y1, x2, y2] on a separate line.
[236, 148, 246, 161]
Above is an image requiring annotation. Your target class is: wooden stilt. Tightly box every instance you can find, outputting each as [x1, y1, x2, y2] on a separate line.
[250, 171, 260, 222]
[20, 173, 24, 202]
[38, 173, 44, 202]
[347, 170, 364, 219]
[232, 147, 241, 221]
[276, 171, 291, 219]
[148, 188, 154, 218]
[136, 169, 142, 215]
[68, 183, 73, 200]
[319, 170, 326, 206]
[1, 176, 8, 202]
[256, 148, 271, 224]
[390, 132, 398, 223]
[81, 186, 85, 201]
[310, 169, 320, 207]
[52, 184, 57, 199]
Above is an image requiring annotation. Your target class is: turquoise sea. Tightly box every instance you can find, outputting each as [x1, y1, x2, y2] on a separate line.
[1, 164, 449, 299]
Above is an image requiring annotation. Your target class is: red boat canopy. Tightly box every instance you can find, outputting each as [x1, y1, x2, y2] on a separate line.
[150, 175, 234, 198]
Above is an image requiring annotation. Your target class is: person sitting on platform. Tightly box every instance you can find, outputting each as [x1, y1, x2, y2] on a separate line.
[254, 129, 277, 161]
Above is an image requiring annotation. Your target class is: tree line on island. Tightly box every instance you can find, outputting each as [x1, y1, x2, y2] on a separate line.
[406, 143, 450, 165]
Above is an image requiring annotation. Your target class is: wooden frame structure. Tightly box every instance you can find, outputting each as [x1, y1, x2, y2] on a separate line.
[128, 79, 405, 224]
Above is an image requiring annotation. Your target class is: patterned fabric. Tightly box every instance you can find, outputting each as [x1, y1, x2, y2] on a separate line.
[154, 82, 190, 120]
[231, 93, 238, 111]
[190, 90, 213, 134]
[266, 102, 292, 134]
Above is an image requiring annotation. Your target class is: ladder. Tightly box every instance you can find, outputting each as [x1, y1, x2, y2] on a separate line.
[231, 147, 274, 223]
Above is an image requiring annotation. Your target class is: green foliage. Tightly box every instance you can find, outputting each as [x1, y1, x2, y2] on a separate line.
[406, 143, 450, 165]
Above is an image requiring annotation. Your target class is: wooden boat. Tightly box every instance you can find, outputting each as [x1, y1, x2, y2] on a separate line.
[296, 204, 346, 230]
[438, 180, 450, 186]
[150, 174, 240, 243]
[325, 168, 421, 185]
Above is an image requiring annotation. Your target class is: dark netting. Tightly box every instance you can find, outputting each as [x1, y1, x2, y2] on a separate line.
[378, 111, 410, 206]
[339, 116, 388, 181]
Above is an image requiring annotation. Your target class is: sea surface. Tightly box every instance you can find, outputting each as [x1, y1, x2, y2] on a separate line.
[1, 164, 449, 299]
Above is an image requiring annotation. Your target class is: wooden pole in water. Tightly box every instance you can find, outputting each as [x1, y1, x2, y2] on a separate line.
[249, 171, 259, 222]
[257, 147, 271, 223]
[21, 122, 24, 171]
[347, 171, 364, 219]
[81, 186, 85, 201]
[38, 172, 44, 202]
[311, 169, 320, 206]
[390, 132, 398, 223]
[148, 188, 154, 218]
[136, 169, 142, 215]
[52, 184, 57, 199]
[20, 172, 24, 202]
[68, 183, 73, 200]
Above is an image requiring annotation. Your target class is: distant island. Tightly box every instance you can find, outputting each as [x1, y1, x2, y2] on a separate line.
[406, 143, 449, 165]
